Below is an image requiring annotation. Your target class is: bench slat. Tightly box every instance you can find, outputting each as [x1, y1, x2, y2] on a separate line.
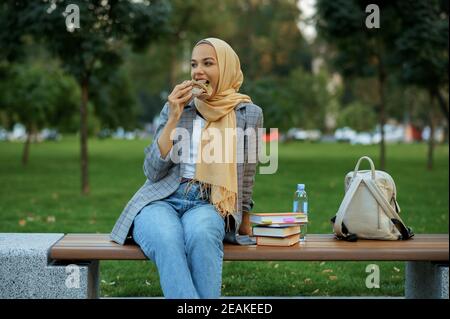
[49, 234, 449, 262]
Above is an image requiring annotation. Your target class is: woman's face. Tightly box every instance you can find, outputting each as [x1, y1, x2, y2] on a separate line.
[191, 43, 220, 99]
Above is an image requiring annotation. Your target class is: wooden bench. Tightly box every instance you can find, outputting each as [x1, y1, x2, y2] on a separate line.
[50, 233, 449, 299]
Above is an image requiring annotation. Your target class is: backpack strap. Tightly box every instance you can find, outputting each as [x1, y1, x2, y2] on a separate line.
[334, 175, 363, 239]
[364, 179, 414, 240]
[330, 216, 357, 240]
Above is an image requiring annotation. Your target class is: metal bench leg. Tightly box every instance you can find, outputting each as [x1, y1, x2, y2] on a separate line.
[405, 261, 449, 299]
[87, 260, 100, 299]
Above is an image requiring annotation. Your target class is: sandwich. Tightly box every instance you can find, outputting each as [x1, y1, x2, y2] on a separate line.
[191, 80, 213, 98]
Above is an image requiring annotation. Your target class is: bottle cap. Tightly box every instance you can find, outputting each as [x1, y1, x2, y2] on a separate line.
[297, 184, 305, 190]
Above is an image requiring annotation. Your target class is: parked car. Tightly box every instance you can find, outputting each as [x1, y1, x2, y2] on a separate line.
[334, 127, 357, 142]
[320, 134, 337, 143]
[97, 128, 112, 139]
[372, 124, 405, 143]
[40, 128, 61, 141]
[8, 123, 27, 141]
[350, 132, 373, 145]
[112, 127, 138, 140]
[0, 127, 7, 141]
[422, 126, 446, 143]
[305, 129, 322, 142]
[286, 128, 301, 140]
[287, 128, 322, 142]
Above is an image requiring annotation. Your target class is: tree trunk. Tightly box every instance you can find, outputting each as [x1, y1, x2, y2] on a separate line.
[377, 64, 386, 170]
[80, 78, 90, 195]
[434, 87, 449, 143]
[22, 124, 32, 166]
[434, 88, 449, 127]
[427, 91, 436, 170]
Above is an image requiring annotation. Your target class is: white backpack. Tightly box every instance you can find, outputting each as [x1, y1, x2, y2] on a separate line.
[332, 156, 414, 241]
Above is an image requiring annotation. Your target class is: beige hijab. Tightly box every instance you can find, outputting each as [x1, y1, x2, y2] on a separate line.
[192, 38, 252, 218]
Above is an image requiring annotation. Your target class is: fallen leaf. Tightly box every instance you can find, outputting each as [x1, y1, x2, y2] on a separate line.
[320, 262, 326, 266]
[145, 280, 151, 286]
[101, 280, 115, 286]
[274, 263, 279, 268]
[47, 216, 56, 223]
[329, 276, 338, 280]
[393, 267, 400, 272]
[322, 269, 333, 273]
[312, 289, 320, 294]
[304, 278, 312, 284]
[19, 219, 26, 226]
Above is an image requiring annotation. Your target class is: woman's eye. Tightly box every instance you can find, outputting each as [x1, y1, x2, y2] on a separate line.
[191, 62, 213, 68]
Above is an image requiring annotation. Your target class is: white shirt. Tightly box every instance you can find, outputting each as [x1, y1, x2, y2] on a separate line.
[182, 114, 206, 179]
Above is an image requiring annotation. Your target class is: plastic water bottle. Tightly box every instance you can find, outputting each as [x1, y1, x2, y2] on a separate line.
[293, 184, 308, 242]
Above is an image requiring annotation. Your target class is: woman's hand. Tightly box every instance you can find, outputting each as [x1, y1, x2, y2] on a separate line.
[156, 80, 192, 158]
[167, 80, 193, 123]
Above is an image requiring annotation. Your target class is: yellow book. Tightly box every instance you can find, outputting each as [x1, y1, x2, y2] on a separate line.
[256, 233, 300, 246]
[252, 225, 301, 237]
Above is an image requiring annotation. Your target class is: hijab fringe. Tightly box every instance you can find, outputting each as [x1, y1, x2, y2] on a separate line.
[184, 178, 236, 221]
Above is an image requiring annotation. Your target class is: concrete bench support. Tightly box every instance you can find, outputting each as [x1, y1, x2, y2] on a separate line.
[0, 233, 99, 299]
[405, 261, 449, 299]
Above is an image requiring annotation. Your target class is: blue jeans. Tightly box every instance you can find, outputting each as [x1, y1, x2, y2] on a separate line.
[132, 181, 226, 299]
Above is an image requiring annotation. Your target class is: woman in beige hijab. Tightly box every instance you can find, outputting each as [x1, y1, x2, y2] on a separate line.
[123, 38, 263, 299]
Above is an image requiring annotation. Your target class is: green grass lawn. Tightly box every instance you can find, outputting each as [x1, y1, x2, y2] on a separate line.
[0, 136, 448, 297]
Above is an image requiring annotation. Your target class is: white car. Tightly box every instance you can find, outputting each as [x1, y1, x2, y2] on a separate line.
[305, 130, 322, 142]
[287, 128, 322, 141]
[8, 123, 27, 141]
[0, 127, 7, 141]
[351, 132, 373, 145]
[372, 124, 405, 143]
[334, 127, 357, 142]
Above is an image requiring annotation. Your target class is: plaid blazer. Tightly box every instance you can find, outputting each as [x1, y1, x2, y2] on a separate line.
[110, 99, 263, 245]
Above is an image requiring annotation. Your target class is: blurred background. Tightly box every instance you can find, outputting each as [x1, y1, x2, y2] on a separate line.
[1, 1, 448, 174]
[0, 0, 448, 297]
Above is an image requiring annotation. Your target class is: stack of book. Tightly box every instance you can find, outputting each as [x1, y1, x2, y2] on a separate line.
[249, 212, 308, 246]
